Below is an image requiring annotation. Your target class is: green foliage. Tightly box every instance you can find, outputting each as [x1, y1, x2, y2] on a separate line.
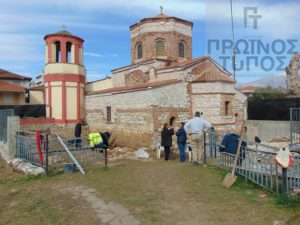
[276, 195, 300, 209]
[250, 86, 287, 100]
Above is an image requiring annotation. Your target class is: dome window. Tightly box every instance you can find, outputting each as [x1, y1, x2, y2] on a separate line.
[156, 41, 165, 57]
[179, 42, 185, 58]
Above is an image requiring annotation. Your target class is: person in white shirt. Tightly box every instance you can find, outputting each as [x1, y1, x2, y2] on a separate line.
[184, 111, 212, 164]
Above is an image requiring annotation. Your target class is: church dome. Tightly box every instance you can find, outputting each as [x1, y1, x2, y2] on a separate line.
[130, 12, 193, 64]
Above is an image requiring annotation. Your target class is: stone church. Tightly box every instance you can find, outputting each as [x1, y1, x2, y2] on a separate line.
[85, 12, 247, 148]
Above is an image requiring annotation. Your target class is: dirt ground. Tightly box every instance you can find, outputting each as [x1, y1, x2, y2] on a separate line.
[0, 157, 300, 225]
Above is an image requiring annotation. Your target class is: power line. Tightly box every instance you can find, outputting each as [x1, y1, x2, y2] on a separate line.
[230, 0, 236, 81]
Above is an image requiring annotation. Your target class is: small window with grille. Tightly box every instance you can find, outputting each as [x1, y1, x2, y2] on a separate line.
[179, 42, 185, 58]
[107, 106, 111, 123]
[137, 44, 143, 59]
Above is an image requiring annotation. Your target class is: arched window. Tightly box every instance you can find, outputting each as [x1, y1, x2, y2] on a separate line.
[156, 41, 165, 57]
[66, 42, 72, 63]
[137, 43, 143, 59]
[179, 42, 185, 58]
[55, 41, 61, 63]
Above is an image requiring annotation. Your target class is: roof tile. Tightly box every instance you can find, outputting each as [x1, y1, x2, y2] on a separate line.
[0, 81, 25, 92]
[193, 71, 235, 83]
[88, 79, 180, 95]
[0, 69, 31, 80]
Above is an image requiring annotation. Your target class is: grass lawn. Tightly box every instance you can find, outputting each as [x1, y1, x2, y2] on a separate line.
[0, 158, 299, 225]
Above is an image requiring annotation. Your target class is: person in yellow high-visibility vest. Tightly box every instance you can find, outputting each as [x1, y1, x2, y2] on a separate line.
[88, 132, 107, 151]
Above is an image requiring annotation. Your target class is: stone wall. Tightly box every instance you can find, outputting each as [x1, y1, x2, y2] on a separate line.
[286, 53, 300, 96]
[191, 82, 247, 129]
[85, 82, 190, 148]
[112, 60, 166, 87]
[0, 116, 19, 162]
[124, 70, 150, 86]
[245, 120, 290, 143]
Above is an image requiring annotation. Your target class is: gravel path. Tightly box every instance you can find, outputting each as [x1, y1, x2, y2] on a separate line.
[62, 186, 140, 225]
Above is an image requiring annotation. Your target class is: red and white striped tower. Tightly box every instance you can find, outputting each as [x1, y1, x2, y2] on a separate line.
[43, 28, 86, 123]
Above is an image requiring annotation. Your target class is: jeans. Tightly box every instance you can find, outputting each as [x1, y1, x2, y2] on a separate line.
[178, 143, 186, 162]
[164, 146, 170, 161]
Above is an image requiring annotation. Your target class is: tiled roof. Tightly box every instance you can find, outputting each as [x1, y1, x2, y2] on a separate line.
[0, 69, 32, 80]
[193, 71, 235, 83]
[157, 56, 209, 71]
[44, 29, 84, 42]
[0, 81, 25, 92]
[87, 79, 180, 95]
[30, 85, 44, 91]
[239, 86, 256, 93]
[130, 13, 193, 30]
[150, 13, 172, 19]
[53, 30, 73, 35]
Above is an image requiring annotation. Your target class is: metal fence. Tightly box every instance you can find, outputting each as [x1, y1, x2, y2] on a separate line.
[0, 109, 14, 143]
[290, 108, 300, 145]
[206, 132, 300, 195]
[16, 132, 108, 176]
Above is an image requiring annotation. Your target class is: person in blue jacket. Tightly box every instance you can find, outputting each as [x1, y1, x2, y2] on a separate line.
[176, 122, 187, 163]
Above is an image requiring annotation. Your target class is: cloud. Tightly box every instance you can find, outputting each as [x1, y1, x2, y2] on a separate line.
[84, 52, 105, 58]
[0, 0, 205, 20]
[84, 52, 119, 58]
[0, 33, 43, 62]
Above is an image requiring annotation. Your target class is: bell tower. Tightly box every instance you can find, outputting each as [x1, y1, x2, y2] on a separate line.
[43, 27, 86, 123]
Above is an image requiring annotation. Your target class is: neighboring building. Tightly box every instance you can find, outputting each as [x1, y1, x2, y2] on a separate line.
[0, 81, 25, 105]
[286, 53, 300, 96]
[31, 74, 44, 87]
[29, 85, 44, 104]
[239, 86, 256, 97]
[0, 68, 31, 88]
[85, 13, 247, 148]
[0, 69, 32, 105]
[86, 77, 113, 94]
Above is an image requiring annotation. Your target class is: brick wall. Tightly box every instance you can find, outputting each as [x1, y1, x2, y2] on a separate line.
[131, 31, 192, 64]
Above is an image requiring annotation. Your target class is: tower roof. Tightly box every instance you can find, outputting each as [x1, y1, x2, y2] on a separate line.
[130, 13, 193, 30]
[44, 26, 84, 42]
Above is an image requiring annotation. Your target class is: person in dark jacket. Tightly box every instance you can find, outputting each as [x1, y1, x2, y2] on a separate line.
[161, 123, 174, 161]
[74, 120, 84, 147]
[176, 122, 187, 163]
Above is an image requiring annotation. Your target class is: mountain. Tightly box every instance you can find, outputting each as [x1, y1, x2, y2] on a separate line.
[238, 74, 287, 89]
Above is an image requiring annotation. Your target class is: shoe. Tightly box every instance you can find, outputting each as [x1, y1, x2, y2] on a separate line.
[192, 161, 198, 166]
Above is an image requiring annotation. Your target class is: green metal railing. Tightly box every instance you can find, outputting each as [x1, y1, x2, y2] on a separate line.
[16, 132, 108, 176]
[206, 132, 299, 195]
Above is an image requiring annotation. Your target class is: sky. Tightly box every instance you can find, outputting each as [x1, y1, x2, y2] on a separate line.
[0, 0, 299, 83]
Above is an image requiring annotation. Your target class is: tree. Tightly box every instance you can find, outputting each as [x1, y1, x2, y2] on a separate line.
[250, 86, 287, 100]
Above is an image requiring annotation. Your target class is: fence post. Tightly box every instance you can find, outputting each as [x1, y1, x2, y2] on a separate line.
[104, 148, 108, 169]
[45, 134, 49, 176]
[282, 168, 288, 195]
[203, 131, 206, 165]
